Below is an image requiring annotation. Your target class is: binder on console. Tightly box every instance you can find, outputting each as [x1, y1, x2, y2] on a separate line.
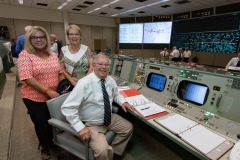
[120, 88, 169, 120]
[154, 113, 233, 160]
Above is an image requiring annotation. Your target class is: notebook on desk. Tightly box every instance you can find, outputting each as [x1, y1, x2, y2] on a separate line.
[120, 88, 169, 120]
[154, 113, 234, 160]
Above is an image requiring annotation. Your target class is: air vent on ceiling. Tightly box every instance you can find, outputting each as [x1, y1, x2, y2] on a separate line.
[135, 0, 147, 2]
[72, 8, 81, 11]
[175, 0, 191, 5]
[114, 7, 123, 10]
[161, 5, 170, 8]
[138, 11, 146, 13]
[37, 3, 48, 7]
[99, 12, 107, 15]
[76, 5, 88, 8]
[83, 1, 94, 5]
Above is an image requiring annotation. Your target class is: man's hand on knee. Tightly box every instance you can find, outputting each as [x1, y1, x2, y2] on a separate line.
[79, 127, 91, 141]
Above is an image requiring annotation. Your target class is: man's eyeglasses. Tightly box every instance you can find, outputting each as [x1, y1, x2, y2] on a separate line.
[68, 33, 81, 37]
[31, 36, 46, 40]
[95, 63, 110, 67]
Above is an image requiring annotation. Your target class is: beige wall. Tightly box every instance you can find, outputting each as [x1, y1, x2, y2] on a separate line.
[0, 4, 117, 51]
[68, 13, 116, 27]
[0, 4, 63, 22]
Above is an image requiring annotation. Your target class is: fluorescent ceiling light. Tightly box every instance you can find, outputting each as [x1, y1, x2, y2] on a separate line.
[146, 0, 170, 7]
[62, 2, 68, 6]
[18, 0, 23, 4]
[110, 0, 120, 4]
[58, 6, 63, 9]
[88, 0, 121, 14]
[58, 0, 73, 10]
[94, 8, 101, 11]
[101, 4, 109, 8]
[119, 0, 170, 15]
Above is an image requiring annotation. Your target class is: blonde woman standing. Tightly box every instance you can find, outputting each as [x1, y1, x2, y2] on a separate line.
[60, 24, 93, 86]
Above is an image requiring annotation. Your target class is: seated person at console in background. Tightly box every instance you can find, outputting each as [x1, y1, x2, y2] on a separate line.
[187, 56, 198, 67]
[225, 52, 240, 70]
[61, 53, 134, 160]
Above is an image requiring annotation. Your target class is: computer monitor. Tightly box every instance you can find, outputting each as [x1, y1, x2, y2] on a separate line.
[146, 73, 167, 92]
[177, 80, 209, 105]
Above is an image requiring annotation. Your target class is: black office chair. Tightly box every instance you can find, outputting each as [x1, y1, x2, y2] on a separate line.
[46, 92, 116, 160]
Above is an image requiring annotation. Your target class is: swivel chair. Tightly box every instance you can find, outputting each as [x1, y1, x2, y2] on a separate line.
[46, 92, 116, 160]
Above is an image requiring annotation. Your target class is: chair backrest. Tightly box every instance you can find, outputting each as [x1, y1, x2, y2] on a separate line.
[46, 92, 70, 121]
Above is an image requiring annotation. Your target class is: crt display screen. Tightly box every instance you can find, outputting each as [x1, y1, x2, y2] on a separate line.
[177, 80, 209, 105]
[146, 73, 167, 92]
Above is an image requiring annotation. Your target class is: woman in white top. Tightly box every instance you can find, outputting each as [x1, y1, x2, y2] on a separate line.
[60, 24, 93, 86]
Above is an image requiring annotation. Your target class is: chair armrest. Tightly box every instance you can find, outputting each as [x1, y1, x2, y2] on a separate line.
[48, 118, 79, 137]
[112, 105, 119, 113]
[48, 118, 115, 143]
[105, 130, 115, 142]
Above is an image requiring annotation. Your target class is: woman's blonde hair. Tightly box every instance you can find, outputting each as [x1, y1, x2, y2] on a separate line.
[66, 24, 82, 35]
[24, 26, 51, 54]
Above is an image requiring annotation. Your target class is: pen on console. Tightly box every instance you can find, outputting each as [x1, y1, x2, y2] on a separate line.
[141, 107, 150, 110]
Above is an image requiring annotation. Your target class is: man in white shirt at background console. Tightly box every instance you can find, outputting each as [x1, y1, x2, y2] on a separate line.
[170, 46, 180, 62]
[61, 53, 134, 160]
[160, 47, 169, 61]
[225, 52, 240, 70]
[182, 47, 191, 63]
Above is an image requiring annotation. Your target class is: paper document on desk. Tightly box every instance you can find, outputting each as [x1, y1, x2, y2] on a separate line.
[134, 102, 166, 117]
[155, 114, 231, 159]
[120, 88, 169, 119]
[117, 86, 130, 91]
[125, 95, 150, 106]
[179, 124, 226, 154]
[155, 114, 198, 134]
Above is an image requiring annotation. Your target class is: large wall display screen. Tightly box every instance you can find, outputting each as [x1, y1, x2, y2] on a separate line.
[143, 22, 172, 44]
[119, 23, 143, 43]
[171, 31, 240, 53]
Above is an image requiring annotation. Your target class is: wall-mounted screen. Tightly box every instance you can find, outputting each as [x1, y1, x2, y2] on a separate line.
[143, 22, 172, 44]
[177, 80, 209, 106]
[119, 23, 143, 43]
[171, 31, 240, 53]
[146, 73, 167, 92]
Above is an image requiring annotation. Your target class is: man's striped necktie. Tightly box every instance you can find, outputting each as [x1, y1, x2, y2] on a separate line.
[101, 79, 111, 127]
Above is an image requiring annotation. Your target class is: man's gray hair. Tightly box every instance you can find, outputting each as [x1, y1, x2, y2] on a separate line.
[92, 53, 110, 65]
[25, 26, 33, 32]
